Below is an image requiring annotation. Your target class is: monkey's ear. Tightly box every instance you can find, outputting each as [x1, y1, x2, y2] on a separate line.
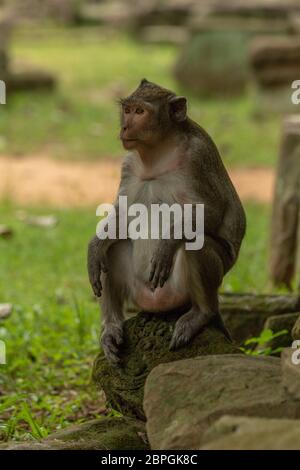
[169, 96, 187, 122]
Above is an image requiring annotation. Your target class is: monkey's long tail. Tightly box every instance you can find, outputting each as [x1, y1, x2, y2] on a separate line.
[211, 312, 233, 343]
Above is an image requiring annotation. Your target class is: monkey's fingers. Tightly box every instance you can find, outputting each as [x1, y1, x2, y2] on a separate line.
[149, 259, 157, 283]
[169, 315, 196, 351]
[113, 328, 124, 346]
[150, 263, 162, 290]
[101, 333, 121, 365]
[103, 346, 121, 365]
[92, 278, 102, 297]
[169, 332, 187, 351]
[159, 265, 171, 288]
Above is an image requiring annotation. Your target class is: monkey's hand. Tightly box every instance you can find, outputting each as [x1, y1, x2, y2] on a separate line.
[87, 237, 109, 297]
[149, 240, 179, 290]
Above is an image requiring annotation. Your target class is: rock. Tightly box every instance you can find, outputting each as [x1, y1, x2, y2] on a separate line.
[0, 14, 12, 79]
[0, 48, 8, 79]
[270, 115, 300, 288]
[0, 13, 56, 94]
[144, 354, 300, 450]
[131, 0, 194, 31]
[9, 0, 80, 24]
[7, 69, 56, 93]
[93, 311, 238, 420]
[265, 313, 300, 334]
[44, 0, 80, 24]
[219, 293, 300, 344]
[16, 211, 58, 228]
[190, 15, 288, 36]
[290, 13, 300, 34]
[250, 36, 300, 89]
[292, 316, 300, 340]
[256, 313, 300, 354]
[189, 0, 295, 35]
[281, 347, 300, 400]
[77, 1, 133, 27]
[0, 225, 13, 239]
[174, 31, 248, 97]
[0, 303, 13, 319]
[138, 26, 189, 45]
[4, 417, 148, 450]
[200, 415, 300, 450]
[249, 33, 300, 111]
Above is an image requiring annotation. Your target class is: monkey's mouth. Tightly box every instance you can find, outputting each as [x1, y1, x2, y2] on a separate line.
[120, 137, 139, 148]
[120, 137, 138, 142]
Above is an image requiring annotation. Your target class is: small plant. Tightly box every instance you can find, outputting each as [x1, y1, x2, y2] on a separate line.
[72, 293, 87, 342]
[18, 403, 49, 440]
[240, 328, 288, 357]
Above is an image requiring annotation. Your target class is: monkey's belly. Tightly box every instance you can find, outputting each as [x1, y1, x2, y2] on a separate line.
[133, 281, 189, 312]
[132, 245, 190, 312]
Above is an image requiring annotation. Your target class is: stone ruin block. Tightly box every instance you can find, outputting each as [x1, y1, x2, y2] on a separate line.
[270, 115, 300, 290]
[250, 36, 300, 90]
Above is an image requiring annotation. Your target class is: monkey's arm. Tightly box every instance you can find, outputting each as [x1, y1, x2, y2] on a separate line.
[189, 137, 246, 269]
[87, 236, 109, 297]
[88, 159, 132, 297]
[87, 202, 122, 297]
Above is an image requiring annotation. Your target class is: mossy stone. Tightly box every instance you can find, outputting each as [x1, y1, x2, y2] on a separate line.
[93, 311, 239, 420]
[4, 417, 148, 450]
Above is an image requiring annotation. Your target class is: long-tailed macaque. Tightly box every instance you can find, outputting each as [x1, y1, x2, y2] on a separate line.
[88, 79, 246, 363]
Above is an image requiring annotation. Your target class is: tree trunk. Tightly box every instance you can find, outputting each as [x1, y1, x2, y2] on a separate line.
[270, 115, 300, 289]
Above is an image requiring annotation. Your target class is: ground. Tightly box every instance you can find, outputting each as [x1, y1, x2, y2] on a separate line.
[0, 155, 274, 206]
[0, 25, 287, 442]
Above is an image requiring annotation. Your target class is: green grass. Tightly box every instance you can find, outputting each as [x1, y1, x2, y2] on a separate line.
[0, 203, 104, 441]
[0, 25, 281, 166]
[0, 200, 281, 441]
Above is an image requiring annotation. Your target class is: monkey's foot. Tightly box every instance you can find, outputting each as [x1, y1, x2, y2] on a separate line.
[101, 325, 124, 365]
[169, 309, 209, 351]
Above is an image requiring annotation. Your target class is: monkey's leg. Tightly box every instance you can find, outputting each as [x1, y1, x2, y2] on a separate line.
[170, 237, 230, 350]
[100, 241, 131, 364]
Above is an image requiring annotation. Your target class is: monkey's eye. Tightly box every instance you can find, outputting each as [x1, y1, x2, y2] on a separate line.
[135, 107, 144, 115]
[124, 107, 131, 114]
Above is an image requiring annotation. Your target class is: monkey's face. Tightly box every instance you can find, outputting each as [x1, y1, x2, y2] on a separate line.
[120, 100, 163, 151]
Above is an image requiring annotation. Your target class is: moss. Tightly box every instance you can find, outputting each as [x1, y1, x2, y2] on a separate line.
[48, 416, 148, 450]
[5, 417, 148, 450]
[93, 311, 239, 420]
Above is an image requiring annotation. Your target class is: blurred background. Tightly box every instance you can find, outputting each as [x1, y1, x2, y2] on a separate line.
[0, 0, 300, 441]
